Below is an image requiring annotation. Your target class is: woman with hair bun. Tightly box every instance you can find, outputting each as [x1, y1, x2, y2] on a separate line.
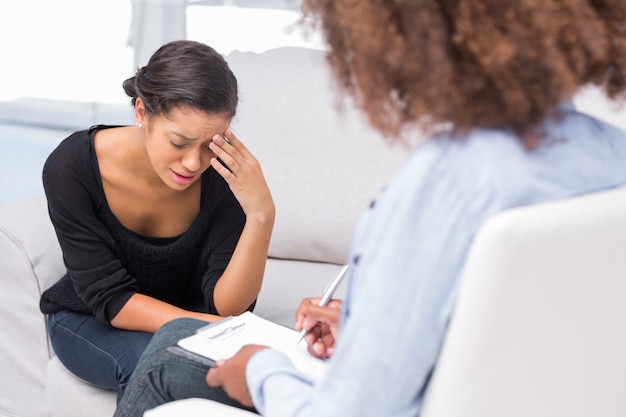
[40, 40, 275, 402]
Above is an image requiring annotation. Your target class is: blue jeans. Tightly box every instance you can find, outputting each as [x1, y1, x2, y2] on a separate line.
[48, 309, 153, 403]
[113, 318, 257, 417]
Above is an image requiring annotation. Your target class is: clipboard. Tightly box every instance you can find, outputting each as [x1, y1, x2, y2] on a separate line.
[175, 312, 328, 379]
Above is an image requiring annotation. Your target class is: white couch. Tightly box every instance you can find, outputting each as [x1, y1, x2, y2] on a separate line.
[0, 46, 409, 417]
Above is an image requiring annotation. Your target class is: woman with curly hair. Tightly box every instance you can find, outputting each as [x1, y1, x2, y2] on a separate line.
[114, 1, 626, 416]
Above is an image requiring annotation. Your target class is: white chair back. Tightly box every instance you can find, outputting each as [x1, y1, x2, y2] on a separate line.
[421, 186, 626, 417]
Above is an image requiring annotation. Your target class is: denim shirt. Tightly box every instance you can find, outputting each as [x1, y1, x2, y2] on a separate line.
[246, 104, 626, 417]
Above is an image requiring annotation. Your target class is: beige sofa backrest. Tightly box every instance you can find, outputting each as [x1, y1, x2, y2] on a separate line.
[226, 47, 411, 265]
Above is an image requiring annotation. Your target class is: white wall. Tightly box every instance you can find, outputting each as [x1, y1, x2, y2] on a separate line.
[0, 0, 134, 103]
[0, 0, 322, 104]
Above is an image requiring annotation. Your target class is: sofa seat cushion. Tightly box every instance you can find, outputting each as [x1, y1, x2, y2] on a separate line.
[253, 258, 346, 328]
[46, 356, 116, 417]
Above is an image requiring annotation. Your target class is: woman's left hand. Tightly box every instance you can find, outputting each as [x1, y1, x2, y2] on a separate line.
[209, 129, 275, 223]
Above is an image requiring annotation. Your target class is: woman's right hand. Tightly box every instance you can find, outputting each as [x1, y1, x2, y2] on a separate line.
[295, 297, 342, 359]
[209, 129, 275, 223]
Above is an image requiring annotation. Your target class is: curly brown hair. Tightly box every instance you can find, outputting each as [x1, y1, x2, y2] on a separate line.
[301, 0, 626, 145]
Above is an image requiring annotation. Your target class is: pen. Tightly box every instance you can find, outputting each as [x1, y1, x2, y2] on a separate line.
[296, 264, 349, 344]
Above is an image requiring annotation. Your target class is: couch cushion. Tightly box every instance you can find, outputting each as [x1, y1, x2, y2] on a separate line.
[254, 258, 347, 328]
[46, 356, 117, 417]
[225, 47, 412, 265]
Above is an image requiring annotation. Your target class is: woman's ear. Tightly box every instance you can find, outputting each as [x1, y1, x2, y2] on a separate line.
[134, 97, 146, 127]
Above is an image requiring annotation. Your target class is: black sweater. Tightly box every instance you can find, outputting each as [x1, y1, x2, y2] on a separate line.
[40, 126, 245, 324]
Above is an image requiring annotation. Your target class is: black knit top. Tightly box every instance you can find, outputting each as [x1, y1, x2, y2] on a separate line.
[39, 126, 246, 324]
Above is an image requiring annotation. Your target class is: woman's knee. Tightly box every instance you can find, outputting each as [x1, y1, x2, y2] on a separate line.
[153, 318, 209, 344]
[159, 317, 208, 334]
[48, 310, 153, 391]
[138, 318, 209, 365]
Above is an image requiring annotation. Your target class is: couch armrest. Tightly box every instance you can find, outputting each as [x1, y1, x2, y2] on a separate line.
[0, 195, 65, 417]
